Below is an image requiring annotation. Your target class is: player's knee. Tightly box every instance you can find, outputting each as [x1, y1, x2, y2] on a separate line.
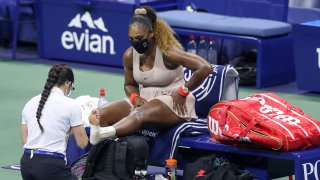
[99, 111, 111, 127]
[131, 107, 149, 124]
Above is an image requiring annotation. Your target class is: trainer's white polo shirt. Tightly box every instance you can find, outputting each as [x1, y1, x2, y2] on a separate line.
[22, 87, 83, 155]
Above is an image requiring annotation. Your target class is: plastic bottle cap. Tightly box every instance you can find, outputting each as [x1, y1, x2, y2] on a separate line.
[165, 158, 177, 166]
[100, 88, 105, 96]
[210, 37, 215, 41]
[200, 36, 205, 40]
[189, 35, 195, 40]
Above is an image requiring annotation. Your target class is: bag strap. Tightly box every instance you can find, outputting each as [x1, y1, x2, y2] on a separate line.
[239, 118, 258, 137]
[83, 139, 110, 177]
[219, 105, 239, 140]
[219, 106, 229, 129]
[220, 105, 258, 139]
[103, 141, 116, 175]
[114, 140, 129, 179]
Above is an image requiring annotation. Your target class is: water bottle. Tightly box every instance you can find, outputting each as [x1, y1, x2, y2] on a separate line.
[207, 36, 218, 64]
[187, 35, 197, 55]
[165, 158, 177, 180]
[90, 88, 108, 144]
[98, 88, 108, 107]
[198, 36, 208, 60]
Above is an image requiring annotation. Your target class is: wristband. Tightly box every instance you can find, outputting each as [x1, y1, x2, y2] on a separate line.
[129, 93, 140, 104]
[178, 86, 189, 97]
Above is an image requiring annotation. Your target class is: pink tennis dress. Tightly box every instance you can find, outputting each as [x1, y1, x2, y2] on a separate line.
[132, 46, 198, 120]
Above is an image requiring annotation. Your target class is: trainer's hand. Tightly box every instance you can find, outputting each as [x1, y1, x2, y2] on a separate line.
[133, 96, 148, 108]
[89, 108, 100, 126]
[171, 91, 187, 116]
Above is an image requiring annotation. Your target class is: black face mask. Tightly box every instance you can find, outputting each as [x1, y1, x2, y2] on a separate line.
[130, 34, 150, 54]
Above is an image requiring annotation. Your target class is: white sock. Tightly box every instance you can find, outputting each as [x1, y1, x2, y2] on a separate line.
[90, 134, 100, 145]
[89, 126, 116, 145]
[99, 126, 116, 139]
[90, 125, 100, 145]
[90, 125, 100, 135]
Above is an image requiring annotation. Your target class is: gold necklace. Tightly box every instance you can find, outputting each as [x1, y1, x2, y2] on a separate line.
[144, 44, 155, 63]
[144, 55, 150, 63]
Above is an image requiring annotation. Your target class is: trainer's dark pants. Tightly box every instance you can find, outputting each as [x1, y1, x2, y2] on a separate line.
[20, 153, 77, 180]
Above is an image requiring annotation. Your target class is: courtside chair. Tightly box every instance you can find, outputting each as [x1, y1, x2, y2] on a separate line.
[0, 0, 35, 59]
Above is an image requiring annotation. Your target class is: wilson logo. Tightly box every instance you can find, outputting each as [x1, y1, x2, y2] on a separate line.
[208, 116, 227, 138]
[61, 11, 116, 55]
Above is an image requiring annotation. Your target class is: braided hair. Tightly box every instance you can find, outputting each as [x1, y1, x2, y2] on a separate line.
[36, 64, 74, 133]
[129, 6, 183, 55]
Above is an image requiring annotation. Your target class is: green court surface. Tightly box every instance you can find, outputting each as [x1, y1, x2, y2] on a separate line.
[0, 60, 319, 180]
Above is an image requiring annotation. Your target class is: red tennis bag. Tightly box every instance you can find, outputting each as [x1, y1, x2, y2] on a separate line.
[208, 92, 320, 151]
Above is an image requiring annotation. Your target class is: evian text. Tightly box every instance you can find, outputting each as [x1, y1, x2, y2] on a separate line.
[61, 29, 115, 54]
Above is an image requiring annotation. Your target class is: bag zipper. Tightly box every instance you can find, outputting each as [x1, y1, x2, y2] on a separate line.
[210, 103, 283, 150]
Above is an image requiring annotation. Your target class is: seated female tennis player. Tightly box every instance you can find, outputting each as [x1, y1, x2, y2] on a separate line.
[88, 6, 212, 145]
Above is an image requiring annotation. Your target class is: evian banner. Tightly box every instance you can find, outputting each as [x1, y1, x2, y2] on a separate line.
[37, 0, 133, 67]
[61, 12, 116, 55]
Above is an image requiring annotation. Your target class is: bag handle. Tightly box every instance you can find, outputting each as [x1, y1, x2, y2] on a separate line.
[219, 105, 240, 140]
[219, 106, 229, 129]
[239, 118, 258, 137]
[219, 105, 258, 139]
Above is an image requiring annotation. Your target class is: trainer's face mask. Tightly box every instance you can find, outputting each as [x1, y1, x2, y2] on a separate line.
[130, 33, 150, 54]
[65, 82, 75, 97]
